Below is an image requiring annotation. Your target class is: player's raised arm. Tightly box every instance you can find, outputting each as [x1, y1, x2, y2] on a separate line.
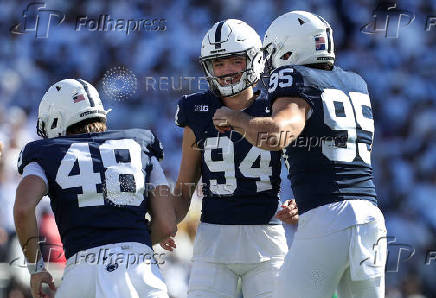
[14, 175, 56, 298]
[172, 126, 201, 223]
[213, 96, 309, 151]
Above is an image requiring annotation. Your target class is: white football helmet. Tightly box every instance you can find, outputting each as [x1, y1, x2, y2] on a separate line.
[37, 79, 110, 138]
[200, 19, 264, 97]
[263, 11, 335, 73]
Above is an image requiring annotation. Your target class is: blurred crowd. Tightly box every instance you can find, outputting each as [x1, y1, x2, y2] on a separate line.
[0, 0, 435, 297]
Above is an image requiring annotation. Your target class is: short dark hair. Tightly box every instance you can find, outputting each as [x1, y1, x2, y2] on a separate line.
[66, 117, 107, 135]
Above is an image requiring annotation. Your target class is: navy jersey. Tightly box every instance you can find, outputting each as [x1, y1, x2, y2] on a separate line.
[17, 129, 163, 258]
[267, 65, 377, 214]
[175, 90, 281, 225]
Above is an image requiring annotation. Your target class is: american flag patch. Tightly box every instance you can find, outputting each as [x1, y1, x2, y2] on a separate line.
[73, 94, 86, 103]
[315, 36, 326, 51]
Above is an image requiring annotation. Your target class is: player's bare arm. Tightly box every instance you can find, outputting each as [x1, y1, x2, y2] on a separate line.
[14, 175, 55, 298]
[173, 126, 201, 223]
[159, 127, 201, 251]
[149, 184, 178, 245]
[213, 97, 309, 151]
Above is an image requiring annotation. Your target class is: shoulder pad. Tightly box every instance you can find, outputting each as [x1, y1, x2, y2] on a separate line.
[127, 129, 164, 161]
[175, 91, 212, 128]
[17, 140, 44, 174]
[267, 66, 315, 108]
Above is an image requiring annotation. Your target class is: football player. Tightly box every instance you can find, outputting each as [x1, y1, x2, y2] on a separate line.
[167, 19, 297, 298]
[213, 11, 387, 298]
[14, 79, 176, 298]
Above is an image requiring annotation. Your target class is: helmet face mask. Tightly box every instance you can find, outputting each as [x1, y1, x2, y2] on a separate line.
[200, 19, 264, 98]
[36, 112, 61, 138]
[262, 42, 276, 75]
[37, 79, 110, 138]
[200, 51, 258, 97]
[36, 118, 47, 138]
[203, 53, 246, 84]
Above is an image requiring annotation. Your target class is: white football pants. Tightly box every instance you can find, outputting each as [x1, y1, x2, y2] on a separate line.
[55, 242, 169, 298]
[273, 219, 387, 298]
[188, 257, 284, 298]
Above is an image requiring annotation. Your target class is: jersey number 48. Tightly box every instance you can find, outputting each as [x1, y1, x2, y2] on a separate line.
[56, 139, 145, 207]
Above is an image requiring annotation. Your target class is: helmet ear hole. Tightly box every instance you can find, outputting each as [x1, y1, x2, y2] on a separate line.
[50, 118, 58, 129]
[280, 52, 292, 60]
